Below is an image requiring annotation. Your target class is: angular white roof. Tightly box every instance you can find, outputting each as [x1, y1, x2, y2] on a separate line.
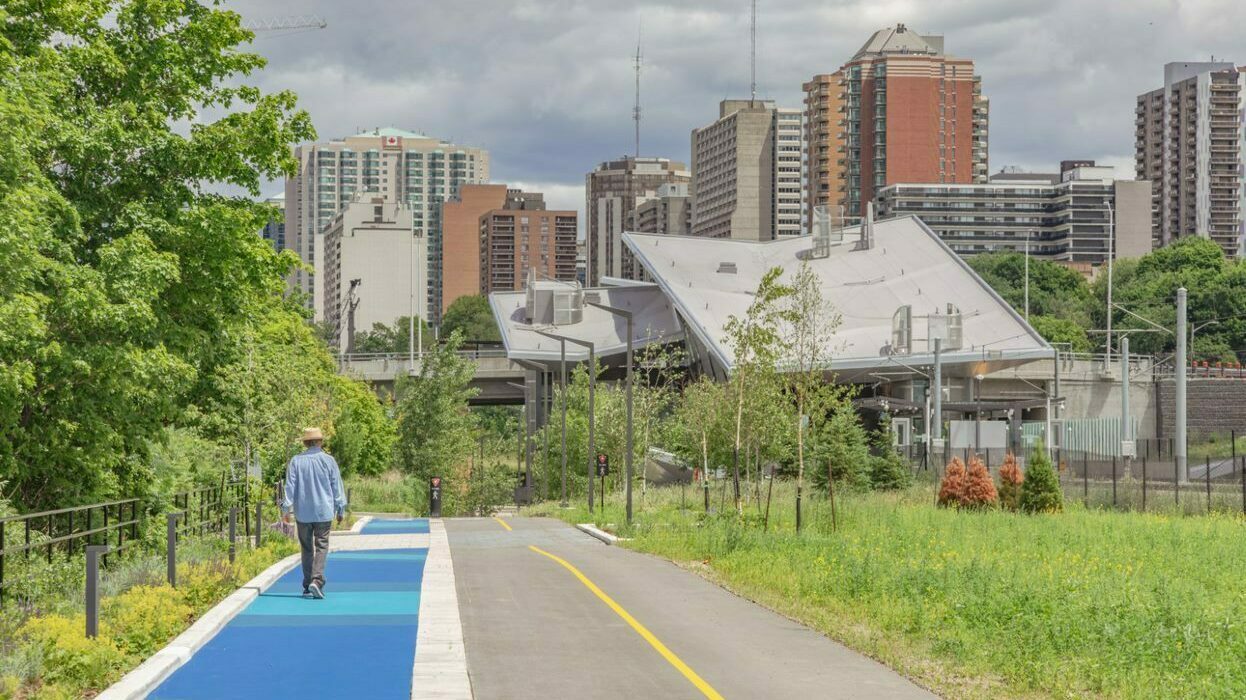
[489, 284, 683, 363]
[623, 216, 1051, 377]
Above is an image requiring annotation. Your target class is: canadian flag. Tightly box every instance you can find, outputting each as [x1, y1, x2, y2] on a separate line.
[384, 135, 400, 148]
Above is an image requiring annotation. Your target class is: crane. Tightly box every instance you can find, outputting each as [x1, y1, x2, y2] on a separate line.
[242, 15, 327, 38]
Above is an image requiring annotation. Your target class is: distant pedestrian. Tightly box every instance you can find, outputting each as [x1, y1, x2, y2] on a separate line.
[281, 427, 347, 599]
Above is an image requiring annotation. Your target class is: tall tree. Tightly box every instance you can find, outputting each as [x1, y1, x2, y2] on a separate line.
[442, 295, 501, 343]
[722, 267, 793, 514]
[394, 331, 479, 489]
[781, 261, 843, 529]
[0, 1, 316, 508]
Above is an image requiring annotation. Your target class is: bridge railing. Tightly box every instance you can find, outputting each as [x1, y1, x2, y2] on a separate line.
[338, 348, 508, 364]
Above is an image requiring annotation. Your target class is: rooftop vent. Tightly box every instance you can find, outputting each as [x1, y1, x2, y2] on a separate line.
[716, 262, 738, 274]
[890, 305, 912, 355]
[524, 269, 584, 326]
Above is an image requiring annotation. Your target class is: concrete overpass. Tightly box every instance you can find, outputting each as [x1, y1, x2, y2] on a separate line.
[337, 351, 528, 404]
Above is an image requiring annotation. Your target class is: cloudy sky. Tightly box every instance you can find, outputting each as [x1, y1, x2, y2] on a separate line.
[224, 0, 1244, 221]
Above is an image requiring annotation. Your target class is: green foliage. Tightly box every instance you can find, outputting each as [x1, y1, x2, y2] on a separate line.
[102, 586, 193, 658]
[463, 462, 518, 516]
[18, 615, 126, 693]
[352, 316, 434, 354]
[441, 295, 501, 343]
[326, 376, 396, 477]
[811, 405, 871, 492]
[1028, 315, 1093, 353]
[868, 417, 913, 491]
[395, 331, 479, 489]
[1020, 449, 1063, 513]
[0, 0, 319, 510]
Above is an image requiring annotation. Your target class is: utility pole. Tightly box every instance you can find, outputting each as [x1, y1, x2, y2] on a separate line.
[932, 337, 943, 453]
[1176, 287, 1188, 482]
[1024, 231, 1031, 323]
[1121, 335, 1133, 477]
[1104, 200, 1115, 369]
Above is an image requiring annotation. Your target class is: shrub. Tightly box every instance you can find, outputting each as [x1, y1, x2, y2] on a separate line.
[812, 408, 872, 492]
[869, 452, 913, 491]
[1020, 449, 1063, 513]
[937, 457, 967, 507]
[962, 456, 998, 509]
[19, 615, 125, 692]
[103, 585, 193, 657]
[997, 453, 1024, 511]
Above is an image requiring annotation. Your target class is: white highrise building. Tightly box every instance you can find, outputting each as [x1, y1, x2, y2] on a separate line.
[284, 127, 489, 322]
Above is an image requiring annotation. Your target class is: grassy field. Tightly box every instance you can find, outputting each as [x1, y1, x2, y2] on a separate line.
[527, 480, 1246, 699]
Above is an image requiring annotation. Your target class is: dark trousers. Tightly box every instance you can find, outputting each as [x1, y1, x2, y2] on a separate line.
[297, 521, 331, 590]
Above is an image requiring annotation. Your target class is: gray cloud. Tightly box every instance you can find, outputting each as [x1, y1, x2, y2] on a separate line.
[225, 0, 1245, 207]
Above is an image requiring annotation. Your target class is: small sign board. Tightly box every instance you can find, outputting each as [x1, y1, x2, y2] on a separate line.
[429, 476, 442, 518]
[1121, 441, 1137, 459]
[596, 453, 609, 477]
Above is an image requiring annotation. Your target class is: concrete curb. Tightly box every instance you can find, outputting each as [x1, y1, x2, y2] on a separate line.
[412, 520, 473, 699]
[575, 523, 628, 545]
[348, 513, 371, 533]
[96, 553, 301, 700]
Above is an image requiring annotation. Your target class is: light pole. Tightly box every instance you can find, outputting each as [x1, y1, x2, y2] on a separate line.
[587, 301, 634, 525]
[539, 331, 596, 513]
[1104, 199, 1115, 368]
[408, 231, 425, 372]
[1190, 320, 1219, 360]
[1024, 230, 1032, 323]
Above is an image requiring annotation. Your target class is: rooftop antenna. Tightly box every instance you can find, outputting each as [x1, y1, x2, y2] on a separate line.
[749, 0, 757, 103]
[633, 25, 643, 159]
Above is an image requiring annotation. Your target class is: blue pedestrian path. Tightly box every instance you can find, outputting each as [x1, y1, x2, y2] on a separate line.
[151, 521, 429, 700]
[362, 519, 430, 535]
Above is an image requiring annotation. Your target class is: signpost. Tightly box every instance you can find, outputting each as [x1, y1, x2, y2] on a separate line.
[596, 454, 609, 511]
[429, 476, 442, 518]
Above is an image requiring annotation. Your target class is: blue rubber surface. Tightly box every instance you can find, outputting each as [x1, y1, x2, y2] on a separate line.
[361, 518, 430, 534]
[151, 548, 427, 700]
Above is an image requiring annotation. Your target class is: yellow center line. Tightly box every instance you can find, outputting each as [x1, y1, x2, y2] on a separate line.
[492, 516, 513, 531]
[528, 545, 724, 700]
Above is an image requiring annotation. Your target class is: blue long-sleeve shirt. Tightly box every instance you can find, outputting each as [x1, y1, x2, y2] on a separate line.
[281, 446, 347, 523]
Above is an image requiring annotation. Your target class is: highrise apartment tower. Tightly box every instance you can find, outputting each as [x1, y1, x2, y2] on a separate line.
[803, 24, 988, 225]
[586, 157, 690, 285]
[285, 128, 489, 323]
[1136, 62, 1245, 257]
[689, 100, 804, 240]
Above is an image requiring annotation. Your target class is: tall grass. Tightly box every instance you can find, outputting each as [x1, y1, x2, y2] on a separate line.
[528, 481, 1246, 699]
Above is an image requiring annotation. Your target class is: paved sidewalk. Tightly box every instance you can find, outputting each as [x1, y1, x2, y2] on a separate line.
[149, 519, 432, 700]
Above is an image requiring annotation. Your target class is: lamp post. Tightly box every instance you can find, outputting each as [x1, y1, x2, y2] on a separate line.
[408, 231, 425, 372]
[587, 301, 634, 525]
[1190, 320, 1219, 360]
[538, 331, 596, 513]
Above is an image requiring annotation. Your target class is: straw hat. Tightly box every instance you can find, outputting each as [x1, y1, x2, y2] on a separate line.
[301, 427, 324, 443]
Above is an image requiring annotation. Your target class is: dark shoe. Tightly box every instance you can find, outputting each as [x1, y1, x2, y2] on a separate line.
[302, 589, 312, 598]
[309, 582, 324, 599]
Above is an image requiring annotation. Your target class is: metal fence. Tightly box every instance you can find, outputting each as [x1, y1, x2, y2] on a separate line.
[905, 431, 1246, 515]
[0, 481, 252, 607]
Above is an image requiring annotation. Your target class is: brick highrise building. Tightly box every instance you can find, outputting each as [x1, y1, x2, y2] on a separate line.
[803, 24, 988, 225]
[479, 191, 578, 295]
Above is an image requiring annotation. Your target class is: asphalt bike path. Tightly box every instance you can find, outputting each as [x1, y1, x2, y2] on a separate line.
[447, 516, 935, 699]
[149, 519, 430, 699]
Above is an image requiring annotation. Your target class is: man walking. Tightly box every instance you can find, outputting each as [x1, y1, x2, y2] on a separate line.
[281, 427, 346, 599]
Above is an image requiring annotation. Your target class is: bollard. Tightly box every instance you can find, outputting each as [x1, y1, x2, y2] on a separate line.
[1206, 456, 1212, 513]
[228, 507, 238, 564]
[85, 545, 108, 638]
[166, 513, 181, 587]
[255, 501, 263, 549]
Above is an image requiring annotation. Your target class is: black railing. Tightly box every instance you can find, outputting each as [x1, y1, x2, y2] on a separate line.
[0, 499, 142, 604]
[0, 480, 250, 607]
